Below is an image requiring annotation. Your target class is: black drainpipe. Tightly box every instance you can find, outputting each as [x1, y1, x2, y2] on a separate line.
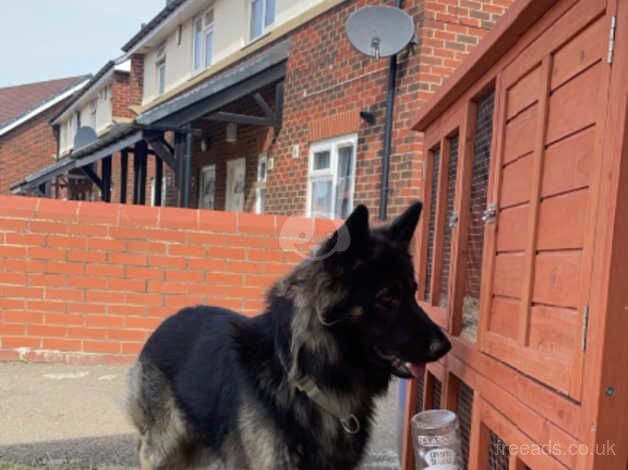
[379, 0, 404, 221]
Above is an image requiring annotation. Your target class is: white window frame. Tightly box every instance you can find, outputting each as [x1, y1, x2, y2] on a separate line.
[307, 134, 357, 219]
[193, 6, 214, 73]
[156, 43, 167, 96]
[249, 0, 275, 42]
[255, 153, 268, 214]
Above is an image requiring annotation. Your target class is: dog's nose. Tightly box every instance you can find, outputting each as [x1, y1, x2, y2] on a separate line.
[429, 337, 451, 359]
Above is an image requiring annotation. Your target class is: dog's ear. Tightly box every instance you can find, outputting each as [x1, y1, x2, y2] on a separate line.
[388, 201, 422, 247]
[318, 204, 369, 258]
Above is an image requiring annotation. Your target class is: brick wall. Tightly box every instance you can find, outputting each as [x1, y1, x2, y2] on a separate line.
[112, 54, 144, 119]
[0, 102, 66, 195]
[262, 0, 513, 218]
[0, 196, 338, 364]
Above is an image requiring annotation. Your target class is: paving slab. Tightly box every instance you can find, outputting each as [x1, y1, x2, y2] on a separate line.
[0, 362, 401, 469]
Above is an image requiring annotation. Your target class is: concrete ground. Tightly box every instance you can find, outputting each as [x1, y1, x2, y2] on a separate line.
[0, 362, 402, 469]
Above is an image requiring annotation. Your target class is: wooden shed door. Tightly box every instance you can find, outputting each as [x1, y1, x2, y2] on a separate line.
[478, 0, 611, 399]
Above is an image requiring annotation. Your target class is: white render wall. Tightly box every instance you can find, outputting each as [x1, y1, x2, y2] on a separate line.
[58, 80, 113, 155]
[141, 0, 327, 105]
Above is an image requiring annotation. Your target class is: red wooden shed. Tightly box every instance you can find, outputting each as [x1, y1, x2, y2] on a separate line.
[401, 0, 628, 468]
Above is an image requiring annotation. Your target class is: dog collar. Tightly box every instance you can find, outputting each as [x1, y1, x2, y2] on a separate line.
[290, 374, 361, 434]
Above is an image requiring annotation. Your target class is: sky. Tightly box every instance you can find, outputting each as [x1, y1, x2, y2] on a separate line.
[0, 1, 166, 87]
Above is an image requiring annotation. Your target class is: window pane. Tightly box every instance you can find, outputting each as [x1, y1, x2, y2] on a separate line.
[205, 31, 213, 67]
[250, 0, 263, 39]
[335, 145, 354, 218]
[313, 150, 330, 170]
[158, 64, 166, 94]
[265, 0, 275, 26]
[194, 19, 203, 70]
[311, 180, 333, 218]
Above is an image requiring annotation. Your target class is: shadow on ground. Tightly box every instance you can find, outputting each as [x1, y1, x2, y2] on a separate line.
[0, 435, 136, 468]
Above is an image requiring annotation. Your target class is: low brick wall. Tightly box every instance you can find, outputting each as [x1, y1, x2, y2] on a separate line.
[0, 196, 338, 364]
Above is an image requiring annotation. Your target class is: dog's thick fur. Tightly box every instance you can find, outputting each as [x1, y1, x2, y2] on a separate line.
[127, 202, 451, 469]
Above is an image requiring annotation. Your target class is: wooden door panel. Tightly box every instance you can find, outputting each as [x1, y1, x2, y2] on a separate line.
[528, 304, 579, 357]
[503, 105, 536, 164]
[546, 62, 602, 144]
[542, 126, 594, 197]
[550, 16, 606, 90]
[480, 0, 610, 399]
[500, 155, 532, 207]
[488, 296, 519, 339]
[506, 65, 541, 120]
[537, 189, 589, 250]
[493, 253, 524, 298]
[532, 251, 582, 308]
[496, 205, 528, 252]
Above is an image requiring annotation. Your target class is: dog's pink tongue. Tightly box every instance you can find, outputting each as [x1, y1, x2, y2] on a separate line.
[408, 363, 426, 378]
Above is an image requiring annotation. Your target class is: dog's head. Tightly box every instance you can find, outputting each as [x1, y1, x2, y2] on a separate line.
[312, 202, 451, 379]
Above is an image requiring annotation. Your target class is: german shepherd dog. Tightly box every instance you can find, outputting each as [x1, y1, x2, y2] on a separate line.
[126, 202, 451, 469]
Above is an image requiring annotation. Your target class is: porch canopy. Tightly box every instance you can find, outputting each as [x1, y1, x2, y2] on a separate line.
[11, 123, 197, 205]
[12, 39, 289, 206]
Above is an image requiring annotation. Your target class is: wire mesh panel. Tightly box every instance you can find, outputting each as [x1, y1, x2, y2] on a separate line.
[439, 135, 460, 307]
[430, 377, 442, 409]
[461, 90, 495, 342]
[416, 375, 425, 412]
[488, 431, 510, 470]
[424, 146, 441, 301]
[457, 381, 474, 469]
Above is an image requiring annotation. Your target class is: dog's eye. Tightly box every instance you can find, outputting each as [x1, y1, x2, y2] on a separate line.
[375, 285, 401, 309]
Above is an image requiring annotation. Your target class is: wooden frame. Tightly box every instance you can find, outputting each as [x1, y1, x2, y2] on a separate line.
[404, 0, 628, 467]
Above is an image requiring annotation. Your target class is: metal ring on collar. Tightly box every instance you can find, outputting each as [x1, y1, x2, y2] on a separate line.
[341, 414, 360, 434]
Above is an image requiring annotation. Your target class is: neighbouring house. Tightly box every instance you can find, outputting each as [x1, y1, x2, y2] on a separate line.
[13, 0, 513, 219]
[0, 76, 90, 195]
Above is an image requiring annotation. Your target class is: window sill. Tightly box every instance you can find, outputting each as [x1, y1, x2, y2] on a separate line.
[242, 29, 274, 51]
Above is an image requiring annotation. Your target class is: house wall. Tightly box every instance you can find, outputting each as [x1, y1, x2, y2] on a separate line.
[0, 102, 66, 195]
[0, 195, 337, 364]
[259, 0, 513, 218]
[141, 0, 339, 105]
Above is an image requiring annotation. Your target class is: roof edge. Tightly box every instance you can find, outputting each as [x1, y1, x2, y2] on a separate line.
[412, 0, 555, 131]
[49, 60, 119, 125]
[122, 0, 188, 53]
[0, 77, 90, 137]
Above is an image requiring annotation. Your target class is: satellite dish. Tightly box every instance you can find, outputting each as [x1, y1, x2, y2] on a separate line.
[346, 5, 415, 59]
[74, 127, 98, 150]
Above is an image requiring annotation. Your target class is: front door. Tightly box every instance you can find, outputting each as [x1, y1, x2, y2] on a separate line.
[226, 158, 246, 212]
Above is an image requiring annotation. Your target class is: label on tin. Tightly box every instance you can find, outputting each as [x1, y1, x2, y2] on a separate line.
[424, 448, 458, 466]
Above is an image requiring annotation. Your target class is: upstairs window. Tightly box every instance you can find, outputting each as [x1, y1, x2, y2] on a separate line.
[308, 134, 356, 219]
[193, 6, 214, 72]
[250, 0, 275, 41]
[156, 43, 167, 95]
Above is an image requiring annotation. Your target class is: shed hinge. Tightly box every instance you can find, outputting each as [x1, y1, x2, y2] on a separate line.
[581, 304, 590, 352]
[608, 15, 617, 64]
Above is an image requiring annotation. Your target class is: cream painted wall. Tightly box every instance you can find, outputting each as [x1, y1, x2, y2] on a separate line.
[141, 0, 328, 106]
[58, 81, 113, 155]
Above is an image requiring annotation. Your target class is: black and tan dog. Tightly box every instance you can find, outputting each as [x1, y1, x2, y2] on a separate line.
[126, 202, 451, 469]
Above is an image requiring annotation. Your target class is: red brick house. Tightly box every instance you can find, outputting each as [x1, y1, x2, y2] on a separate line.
[0, 76, 89, 195]
[14, 0, 513, 220]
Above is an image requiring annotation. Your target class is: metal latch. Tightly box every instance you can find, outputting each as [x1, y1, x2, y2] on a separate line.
[482, 203, 497, 224]
[448, 212, 459, 229]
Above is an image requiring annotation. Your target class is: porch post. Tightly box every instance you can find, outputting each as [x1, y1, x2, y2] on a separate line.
[133, 141, 148, 205]
[174, 132, 186, 207]
[155, 155, 163, 207]
[182, 129, 193, 208]
[102, 155, 112, 202]
[120, 149, 128, 204]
